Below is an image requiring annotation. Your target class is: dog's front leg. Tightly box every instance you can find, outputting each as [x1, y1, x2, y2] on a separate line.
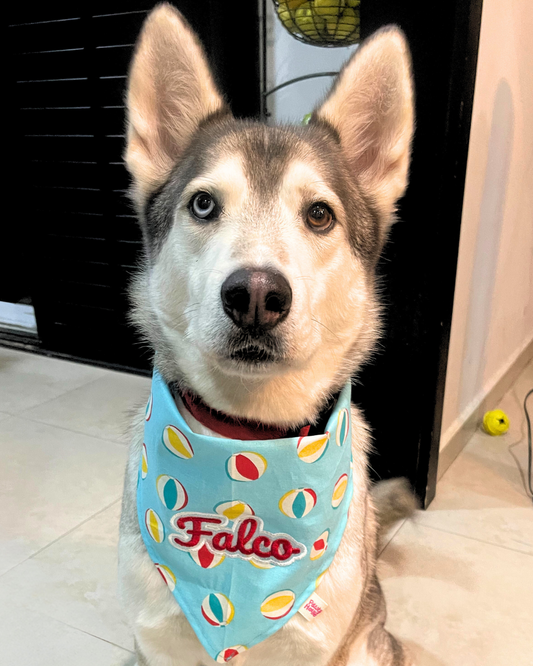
[131, 616, 211, 666]
[346, 628, 412, 666]
[341, 577, 412, 666]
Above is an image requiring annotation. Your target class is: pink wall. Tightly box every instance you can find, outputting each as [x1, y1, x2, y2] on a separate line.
[440, 0, 533, 449]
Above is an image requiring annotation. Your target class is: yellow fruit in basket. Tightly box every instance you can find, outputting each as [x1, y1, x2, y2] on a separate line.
[279, 9, 297, 30]
[294, 1, 312, 19]
[346, 0, 360, 6]
[294, 1, 310, 15]
[330, 29, 360, 42]
[295, 4, 325, 39]
[328, 7, 359, 39]
[314, 0, 345, 18]
[338, 8, 358, 26]
[325, 18, 342, 36]
[278, 0, 306, 20]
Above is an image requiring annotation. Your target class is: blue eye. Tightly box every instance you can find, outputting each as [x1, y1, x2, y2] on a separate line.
[190, 192, 218, 220]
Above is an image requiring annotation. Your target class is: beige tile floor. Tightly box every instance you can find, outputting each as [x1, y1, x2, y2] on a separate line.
[0, 346, 532, 665]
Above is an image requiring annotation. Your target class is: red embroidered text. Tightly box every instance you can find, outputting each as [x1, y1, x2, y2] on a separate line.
[169, 513, 306, 566]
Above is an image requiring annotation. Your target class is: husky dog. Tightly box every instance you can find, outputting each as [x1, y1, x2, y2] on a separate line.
[119, 4, 415, 665]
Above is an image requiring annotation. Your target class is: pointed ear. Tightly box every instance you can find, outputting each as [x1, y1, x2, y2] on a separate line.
[125, 3, 228, 205]
[314, 27, 414, 221]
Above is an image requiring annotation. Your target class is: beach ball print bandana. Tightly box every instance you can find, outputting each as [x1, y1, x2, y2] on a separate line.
[138, 370, 353, 662]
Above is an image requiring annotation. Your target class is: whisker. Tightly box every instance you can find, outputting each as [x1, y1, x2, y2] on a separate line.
[311, 317, 341, 341]
[197, 268, 225, 278]
[173, 304, 200, 329]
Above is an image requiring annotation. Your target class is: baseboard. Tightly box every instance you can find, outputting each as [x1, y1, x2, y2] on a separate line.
[438, 336, 533, 480]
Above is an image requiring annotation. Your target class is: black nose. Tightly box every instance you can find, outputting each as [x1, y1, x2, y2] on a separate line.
[221, 268, 292, 332]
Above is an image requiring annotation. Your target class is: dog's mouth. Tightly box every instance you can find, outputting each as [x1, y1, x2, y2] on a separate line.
[218, 331, 285, 372]
[228, 345, 276, 364]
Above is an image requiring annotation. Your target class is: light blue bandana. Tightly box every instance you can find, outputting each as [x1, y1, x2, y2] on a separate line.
[138, 370, 353, 662]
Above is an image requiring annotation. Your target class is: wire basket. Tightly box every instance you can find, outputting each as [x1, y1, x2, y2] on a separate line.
[273, 0, 361, 47]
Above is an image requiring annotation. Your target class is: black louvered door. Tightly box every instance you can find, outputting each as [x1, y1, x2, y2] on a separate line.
[6, 1, 260, 371]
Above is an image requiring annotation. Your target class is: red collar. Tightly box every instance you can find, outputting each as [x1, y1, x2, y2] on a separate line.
[178, 390, 311, 441]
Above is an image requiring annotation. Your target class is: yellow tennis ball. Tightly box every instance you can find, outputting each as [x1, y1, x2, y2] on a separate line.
[482, 409, 510, 436]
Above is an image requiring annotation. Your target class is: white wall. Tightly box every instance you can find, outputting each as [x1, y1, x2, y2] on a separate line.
[440, 0, 533, 449]
[264, 2, 357, 124]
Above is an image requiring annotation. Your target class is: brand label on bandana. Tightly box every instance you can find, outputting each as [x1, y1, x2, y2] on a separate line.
[298, 592, 328, 621]
[138, 371, 353, 661]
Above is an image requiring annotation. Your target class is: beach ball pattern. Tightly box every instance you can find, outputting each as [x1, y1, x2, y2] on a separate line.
[297, 432, 329, 463]
[163, 425, 194, 459]
[141, 443, 148, 479]
[332, 473, 349, 508]
[145, 508, 164, 543]
[216, 646, 247, 663]
[156, 475, 188, 511]
[336, 408, 349, 446]
[190, 544, 225, 569]
[155, 563, 176, 591]
[214, 500, 254, 521]
[279, 488, 317, 519]
[250, 558, 274, 570]
[201, 593, 235, 627]
[260, 590, 296, 620]
[226, 451, 267, 482]
[145, 393, 153, 421]
[310, 529, 330, 560]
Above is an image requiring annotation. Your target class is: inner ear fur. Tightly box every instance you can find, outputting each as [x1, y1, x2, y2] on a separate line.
[314, 27, 414, 221]
[125, 3, 228, 206]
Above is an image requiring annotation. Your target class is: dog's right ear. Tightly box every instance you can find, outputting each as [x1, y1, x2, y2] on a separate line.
[125, 3, 228, 206]
[313, 27, 414, 222]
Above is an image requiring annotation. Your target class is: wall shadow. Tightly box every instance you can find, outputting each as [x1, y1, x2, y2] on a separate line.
[458, 79, 515, 415]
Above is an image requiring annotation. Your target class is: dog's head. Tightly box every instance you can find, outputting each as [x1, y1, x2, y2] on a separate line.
[125, 3, 414, 425]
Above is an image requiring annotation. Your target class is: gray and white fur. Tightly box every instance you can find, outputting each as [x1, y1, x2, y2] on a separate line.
[119, 4, 416, 665]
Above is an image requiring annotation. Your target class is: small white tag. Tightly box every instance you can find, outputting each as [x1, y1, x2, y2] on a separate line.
[298, 592, 328, 621]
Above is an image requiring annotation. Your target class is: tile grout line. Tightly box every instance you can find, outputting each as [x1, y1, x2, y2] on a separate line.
[52, 619, 134, 654]
[2, 354, 149, 419]
[378, 519, 406, 557]
[2, 372, 113, 418]
[378, 517, 409, 558]
[0, 498, 123, 579]
[9, 600, 135, 654]
[411, 519, 533, 557]
[13, 413, 131, 447]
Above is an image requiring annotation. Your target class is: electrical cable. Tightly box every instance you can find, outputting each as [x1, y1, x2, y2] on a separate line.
[511, 387, 533, 505]
[507, 387, 533, 504]
[523, 388, 533, 503]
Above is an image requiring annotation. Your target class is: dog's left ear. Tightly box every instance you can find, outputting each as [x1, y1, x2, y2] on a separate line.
[314, 27, 414, 221]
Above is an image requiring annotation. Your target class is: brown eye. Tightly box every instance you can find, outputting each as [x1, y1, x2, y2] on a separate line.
[306, 202, 334, 231]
